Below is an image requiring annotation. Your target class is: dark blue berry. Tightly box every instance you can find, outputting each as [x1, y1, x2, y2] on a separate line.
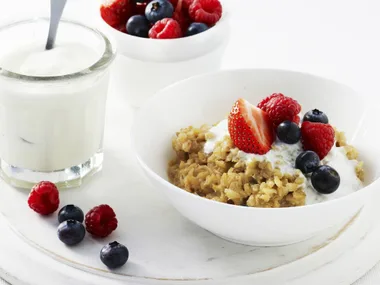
[145, 0, 174, 24]
[303, 109, 329, 124]
[58, 204, 84, 223]
[185, 22, 209, 36]
[100, 241, 129, 269]
[295, 151, 320, 174]
[126, 15, 150, 38]
[57, 220, 86, 246]
[311, 165, 340, 194]
[276, 121, 301, 144]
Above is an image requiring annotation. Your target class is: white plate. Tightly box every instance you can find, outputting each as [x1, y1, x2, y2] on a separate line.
[0, 89, 378, 285]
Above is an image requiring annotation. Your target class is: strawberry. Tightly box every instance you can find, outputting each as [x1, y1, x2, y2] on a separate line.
[100, 0, 134, 28]
[228, 98, 275, 154]
[301, 121, 335, 159]
[258, 93, 301, 128]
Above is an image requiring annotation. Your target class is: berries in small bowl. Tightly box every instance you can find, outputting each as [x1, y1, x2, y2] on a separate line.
[58, 204, 84, 223]
[57, 220, 86, 246]
[100, 241, 129, 269]
[98, 0, 229, 107]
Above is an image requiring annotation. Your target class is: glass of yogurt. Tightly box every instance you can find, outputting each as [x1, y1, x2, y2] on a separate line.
[0, 18, 116, 188]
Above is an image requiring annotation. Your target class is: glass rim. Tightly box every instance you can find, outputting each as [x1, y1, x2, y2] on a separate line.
[0, 17, 116, 82]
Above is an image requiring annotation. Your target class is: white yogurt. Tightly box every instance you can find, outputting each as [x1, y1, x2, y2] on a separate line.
[204, 119, 364, 204]
[0, 41, 110, 172]
[0, 43, 98, 76]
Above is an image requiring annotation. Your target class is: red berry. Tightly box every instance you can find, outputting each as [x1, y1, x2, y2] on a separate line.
[301, 121, 335, 159]
[169, 0, 179, 7]
[189, 0, 222, 26]
[183, 0, 194, 8]
[85, 205, 118, 238]
[149, 18, 182, 39]
[173, 0, 192, 33]
[115, 23, 127, 33]
[228, 98, 275, 154]
[27, 181, 60, 215]
[257, 93, 282, 110]
[293, 115, 300, 125]
[100, 0, 134, 28]
[257, 93, 301, 128]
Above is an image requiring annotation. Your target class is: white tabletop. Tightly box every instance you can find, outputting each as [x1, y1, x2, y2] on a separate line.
[0, 0, 379, 284]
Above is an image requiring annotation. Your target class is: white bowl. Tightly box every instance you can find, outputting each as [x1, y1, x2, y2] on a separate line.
[96, 1, 231, 107]
[131, 69, 380, 246]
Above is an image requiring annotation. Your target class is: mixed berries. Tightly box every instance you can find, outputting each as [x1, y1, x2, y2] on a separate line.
[228, 94, 342, 195]
[27, 181, 128, 269]
[100, 0, 223, 39]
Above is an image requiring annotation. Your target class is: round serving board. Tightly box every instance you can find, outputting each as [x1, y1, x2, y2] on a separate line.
[0, 86, 379, 285]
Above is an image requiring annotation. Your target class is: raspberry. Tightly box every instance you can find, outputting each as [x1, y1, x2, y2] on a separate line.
[257, 93, 282, 110]
[293, 115, 300, 125]
[85, 205, 118, 238]
[149, 18, 182, 39]
[257, 93, 301, 128]
[27, 181, 60, 215]
[301, 121, 335, 159]
[189, 0, 222, 26]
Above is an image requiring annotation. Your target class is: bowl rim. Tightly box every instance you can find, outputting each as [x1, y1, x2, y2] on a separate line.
[131, 67, 379, 212]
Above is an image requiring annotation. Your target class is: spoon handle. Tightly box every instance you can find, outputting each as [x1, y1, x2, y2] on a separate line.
[45, 0, 67, 50]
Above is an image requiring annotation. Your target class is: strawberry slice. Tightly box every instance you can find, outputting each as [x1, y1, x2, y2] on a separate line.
[228, 98, 275, 154]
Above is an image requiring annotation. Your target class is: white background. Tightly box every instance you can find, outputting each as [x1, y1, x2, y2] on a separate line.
[0, 0, 380, 284]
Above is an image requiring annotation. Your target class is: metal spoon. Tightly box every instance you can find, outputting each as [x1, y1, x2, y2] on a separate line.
[45, 0, 67, 50]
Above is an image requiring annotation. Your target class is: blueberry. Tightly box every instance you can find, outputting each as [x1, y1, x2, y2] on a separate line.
[145, 0, 174, 24]
[295, 151, 320, 174]
[58, 204, 84, 223]
[57, 220, 86, 246]
[126, 15, 150, 38]
[100, 241, 129, 269]
[185, 23, 209, 36]
[303, 109, 329, 124]
[276, 121, 301, 144]
[311, 165, 340, 194]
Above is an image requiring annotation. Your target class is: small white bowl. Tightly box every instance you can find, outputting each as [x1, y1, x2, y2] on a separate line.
[131, 69, 380, 246]
[96, 1, 230, 107]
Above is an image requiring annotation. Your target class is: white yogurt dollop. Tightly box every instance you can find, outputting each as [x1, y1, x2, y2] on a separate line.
[0, 43, 98, 76]
[204, 119, 364, 204]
